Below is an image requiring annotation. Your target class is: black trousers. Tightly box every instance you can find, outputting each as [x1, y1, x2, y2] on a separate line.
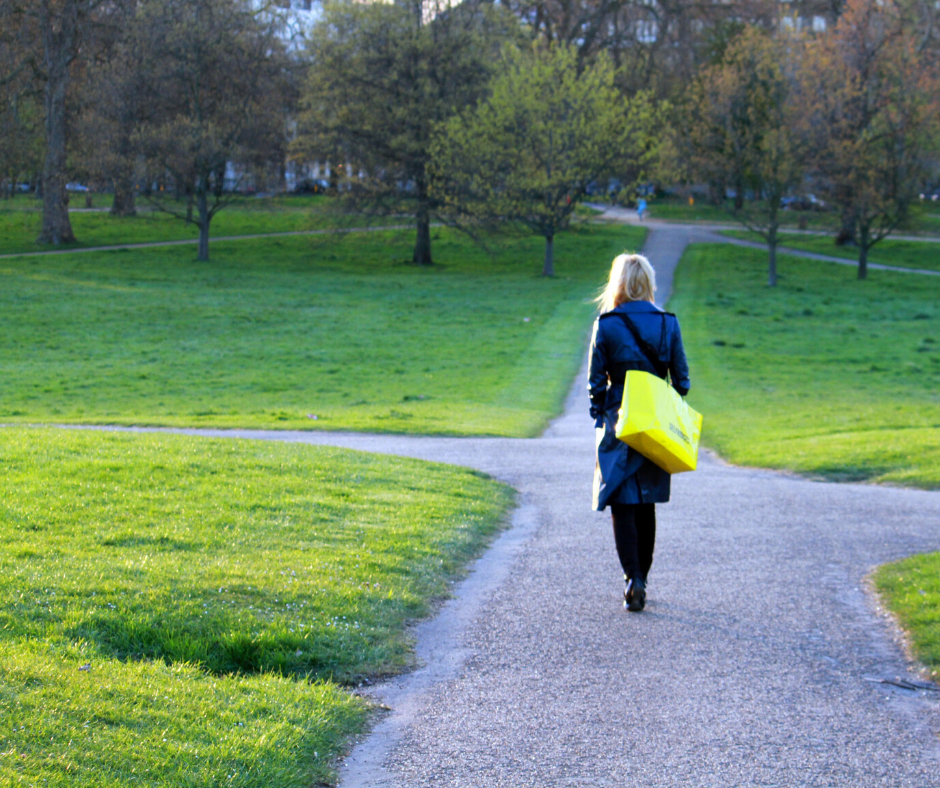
[610, 503, 656, 581]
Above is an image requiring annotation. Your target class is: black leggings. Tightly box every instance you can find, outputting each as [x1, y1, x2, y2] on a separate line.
[610, 503, 656, 581]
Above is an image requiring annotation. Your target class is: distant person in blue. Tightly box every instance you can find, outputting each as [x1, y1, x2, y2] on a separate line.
[588, 254, 691, 612]
[636, 198, 647, 221]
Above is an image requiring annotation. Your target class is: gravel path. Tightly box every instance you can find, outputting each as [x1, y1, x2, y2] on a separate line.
[65, 225, 940, 786]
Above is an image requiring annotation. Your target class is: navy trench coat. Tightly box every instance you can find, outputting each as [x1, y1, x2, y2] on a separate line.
[589, 300, 691, 511]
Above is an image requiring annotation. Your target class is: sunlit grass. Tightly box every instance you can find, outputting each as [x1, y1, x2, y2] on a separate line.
[0, 224, 644, 436]
[671, 243, 940, 488]
[0, 640, 369, 788]
[0, 426, 513, 785]
[874, 554, 940, 682]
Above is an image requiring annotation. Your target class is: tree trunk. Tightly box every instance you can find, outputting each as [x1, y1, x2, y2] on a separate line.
[543, 234, 555, 277]
[857, 222, 869, 280]
[111, 130, 137, 216]
[38, 86, 73, 242]
[328, 163, 338, 194]
[767, 208, 779, 287]
[197, 186, 210, 262]
[38, 5, 77, 246]
[213, 161, 226, 198]
[111, 174, 137, 217]
[835, 206, 856, 246]
[708, 180, 724, 206]
[413, 202, 432, 266]
[767, 242, 777, 288]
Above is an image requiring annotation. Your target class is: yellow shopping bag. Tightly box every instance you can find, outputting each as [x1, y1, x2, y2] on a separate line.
[615, 370, 703, 474]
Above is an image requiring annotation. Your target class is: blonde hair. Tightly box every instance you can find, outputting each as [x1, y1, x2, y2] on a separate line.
[596, 253, 656, 312]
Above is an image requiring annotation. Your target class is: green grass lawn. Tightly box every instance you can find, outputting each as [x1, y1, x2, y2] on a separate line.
[643, 199, 741, 224]
[642, 198, 833, 228]
[0, 195, 399, 256]
[0, 196, 603, 257]
[0, 426, 513, 786]
[920, 211, 940, 234]
[721, 229, 940, 272]
[2, 193, 330, 212]
[670, 243, 940, 488]
[0, 223, 644, 436]
[640, 198, 940, 234]
[1, 192, 118, 211]
[874, 554, 940, 682]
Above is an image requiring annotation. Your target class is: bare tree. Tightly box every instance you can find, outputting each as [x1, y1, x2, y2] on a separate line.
[0, 27, 42, 197]
[0, 0, 112, 243]
[73, 0, 145, 216]
[502, 0, 807, 96]
[684, 26, 810, 286]
[802, 0, 939, 278]
[130, 0, 292, 261]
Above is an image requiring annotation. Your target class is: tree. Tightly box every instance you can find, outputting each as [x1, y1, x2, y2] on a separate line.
[801, 0, 939, 279]
[0, 30, 43, 197]
[0, 92, 41, 198]
[73, 0, 146, 217]
[295, 0, 519, 266]
[0, 0, 114, 243]
[501, 0, 816, 99]
[684, 26, 808, 287]
[130, 0, 291, 261]
[430, 43, 661, 277]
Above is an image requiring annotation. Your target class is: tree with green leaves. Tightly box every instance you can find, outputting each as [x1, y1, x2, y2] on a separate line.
[430, 43, 661, 277]
[295, 0, 520, 267]
[684, 25, 808, 287]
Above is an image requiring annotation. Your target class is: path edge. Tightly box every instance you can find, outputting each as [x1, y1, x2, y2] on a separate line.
[337, 503, 541, 787]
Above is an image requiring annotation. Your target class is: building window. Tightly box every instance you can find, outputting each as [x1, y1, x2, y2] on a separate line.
[635, 20, 658, 43]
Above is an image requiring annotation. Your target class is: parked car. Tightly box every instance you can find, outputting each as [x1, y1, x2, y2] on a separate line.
[781, 194, 827, 211]
[65, 182, 89, 192]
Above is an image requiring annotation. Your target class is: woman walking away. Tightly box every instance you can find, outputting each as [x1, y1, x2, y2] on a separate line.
[589, 253, 690, 612]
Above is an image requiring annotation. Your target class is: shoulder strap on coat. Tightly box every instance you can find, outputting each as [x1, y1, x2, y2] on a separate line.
[599, 310, 669, 379]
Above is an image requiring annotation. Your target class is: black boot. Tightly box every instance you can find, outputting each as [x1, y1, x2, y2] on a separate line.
[627, 577, 646, 612]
